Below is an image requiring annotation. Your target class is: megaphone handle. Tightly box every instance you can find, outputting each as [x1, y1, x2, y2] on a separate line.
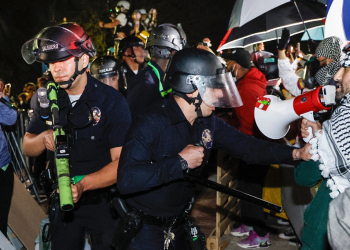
[301, 111, 315, 143]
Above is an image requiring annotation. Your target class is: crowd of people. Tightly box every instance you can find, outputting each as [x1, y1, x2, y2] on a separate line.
[1, 1, 350, 250]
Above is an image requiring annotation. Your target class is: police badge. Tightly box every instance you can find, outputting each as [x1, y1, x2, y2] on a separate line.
[90, 107, 101, 126]
[201, 129, 213, 149]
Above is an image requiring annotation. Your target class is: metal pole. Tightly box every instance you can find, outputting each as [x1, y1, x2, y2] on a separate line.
[293, 0, 312, 40]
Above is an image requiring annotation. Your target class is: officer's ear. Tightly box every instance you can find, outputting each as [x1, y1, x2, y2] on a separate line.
[81, 54, 90, 68]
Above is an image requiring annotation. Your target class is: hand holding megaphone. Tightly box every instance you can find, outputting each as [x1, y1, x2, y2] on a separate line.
[300, 118, 322, 141]
[254, 85, 336, 140]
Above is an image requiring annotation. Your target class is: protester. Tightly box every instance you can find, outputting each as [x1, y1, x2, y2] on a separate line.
[278, 30, 343, 96]
[116, 48, 312, 250]
[251, 42, 273, 65]
[144, 8, 157, 32]
[21, 22, 131, 250]
[222, 48, 272, 248]
[0, 79, 17, 237]
[130, 10, 143, 36]
[139, 8, 148, 31]
[296, 43, 350, 250]
[99, 0, 132, 37]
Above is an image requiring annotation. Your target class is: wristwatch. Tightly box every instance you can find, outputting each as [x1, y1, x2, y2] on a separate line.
[178, 155, 188, 171]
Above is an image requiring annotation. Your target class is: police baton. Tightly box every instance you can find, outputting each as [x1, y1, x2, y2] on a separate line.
[185, 141, 283, 213]
[183, 171, 283, 213]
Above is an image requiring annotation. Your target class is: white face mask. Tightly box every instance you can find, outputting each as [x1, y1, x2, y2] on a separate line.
[231, 63, 238, 82]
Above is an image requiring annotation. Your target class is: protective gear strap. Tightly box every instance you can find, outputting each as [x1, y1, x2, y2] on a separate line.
[147, 61, 172, 97]
[172, 91, 203, 118]
[56, 57, 88, 89]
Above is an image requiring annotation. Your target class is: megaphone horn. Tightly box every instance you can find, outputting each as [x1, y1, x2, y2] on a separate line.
[254, 86, 335, 140]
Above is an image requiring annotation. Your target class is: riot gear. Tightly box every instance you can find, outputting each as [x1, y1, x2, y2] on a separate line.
[136, 30, 150, 44]
[90, 56, 120, 79]
[118, 36, 145, 63]
[21, 23, 96, 89]
[146, 23, 187, 59]
[22, 23, 96, 64]
[90, 56, 121, 90]
[165, 48, 242, 116]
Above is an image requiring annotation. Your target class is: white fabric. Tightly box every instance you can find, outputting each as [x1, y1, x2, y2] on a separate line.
[230, 0, 289, 28]
[116, 13, 127, 27]
[291, 58, 300, 71]
[278, 58, 302, 96]
[69, 94, 82, 107]
[312, 128, 350, 198]
[132, 70, 138, 75]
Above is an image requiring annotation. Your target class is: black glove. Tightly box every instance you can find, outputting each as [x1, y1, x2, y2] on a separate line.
[278, 28, 290, 50]
[307, 39, 318, 53]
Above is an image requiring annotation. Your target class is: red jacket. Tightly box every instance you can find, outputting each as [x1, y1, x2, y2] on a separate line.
[232, 67, 267, 136]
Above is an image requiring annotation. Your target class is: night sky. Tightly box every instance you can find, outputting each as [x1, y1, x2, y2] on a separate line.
[0, 0, 236, 96]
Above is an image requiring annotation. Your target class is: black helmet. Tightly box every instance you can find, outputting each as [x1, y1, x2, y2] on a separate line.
[90, 56, 121, 79]
[118, 36, 145, 56]
[22, 22, 96, 64]
[166, 48, 242, 110]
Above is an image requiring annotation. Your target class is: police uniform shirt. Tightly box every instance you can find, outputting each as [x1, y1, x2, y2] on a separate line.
[117, 94, 295, 217]
[127, 60, 167, 119]
[27, 74, 131, 177]
[120, 60, 146, 92]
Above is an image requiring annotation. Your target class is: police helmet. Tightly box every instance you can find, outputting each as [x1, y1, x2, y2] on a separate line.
[146, 23, 187, 52]
[118, 36, 145, 56]
[90, 56, 121, 79]
[136, 30, 150, 44]
[166, 48, 242, 108]
[116, 1, 130, 12]
[21, 23, 96, 64]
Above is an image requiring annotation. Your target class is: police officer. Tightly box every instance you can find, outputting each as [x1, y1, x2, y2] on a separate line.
[117, 48, 312, 250]
[146, 23, 186, 74]
[123, 24, 186, 119]
[21, 23, 131, 250]
[90, 56, 125, 94]
[118, 35, 164, 118]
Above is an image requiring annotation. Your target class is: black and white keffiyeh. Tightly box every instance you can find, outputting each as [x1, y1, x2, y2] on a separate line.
[314, 36, 343, 86]
[314, 93, 350, 198]
[341, 49, 350, 68]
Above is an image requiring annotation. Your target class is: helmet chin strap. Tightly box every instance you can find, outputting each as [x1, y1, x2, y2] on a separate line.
[57, 57, 88, 89]
[124, 47, 143, 64]
[173, 90, 203, 118]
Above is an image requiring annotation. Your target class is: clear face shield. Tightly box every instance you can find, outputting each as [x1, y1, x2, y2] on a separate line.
[187, 71, 243, 108]
[21, 26, 84, 64]
[99, 75, 119, 90]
